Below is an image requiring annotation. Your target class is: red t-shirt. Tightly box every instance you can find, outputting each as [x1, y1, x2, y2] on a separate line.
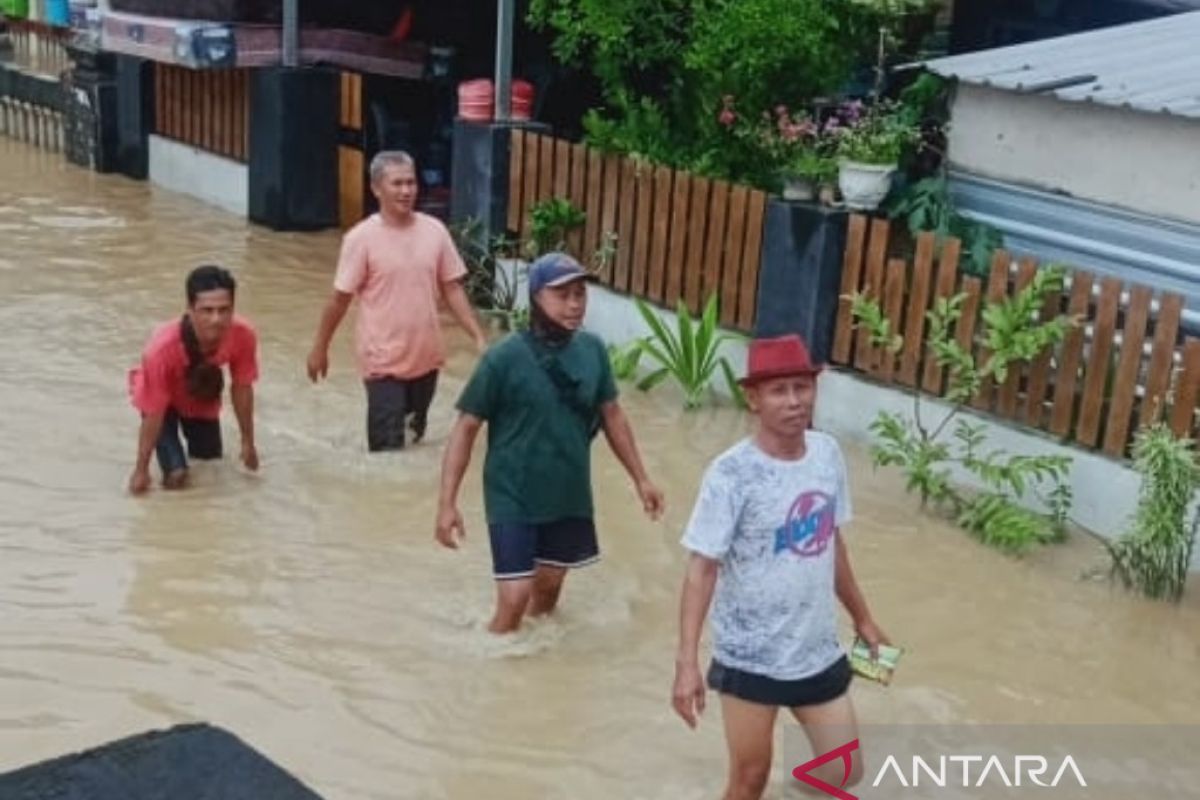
[128, 316, 259, 420]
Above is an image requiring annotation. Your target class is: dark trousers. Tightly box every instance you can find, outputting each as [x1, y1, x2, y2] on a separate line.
[364, 371, 438, 452]
[155, 409, 223, 474]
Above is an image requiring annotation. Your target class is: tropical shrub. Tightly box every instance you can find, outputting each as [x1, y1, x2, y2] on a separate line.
[527, 0, 884, 187]
[617, 295, 745, 409]
[851, 266, 1078, 553]
[1108, 424, 1199, 602]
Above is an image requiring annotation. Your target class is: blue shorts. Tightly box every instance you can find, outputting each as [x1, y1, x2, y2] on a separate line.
[487, 518, 600, 580]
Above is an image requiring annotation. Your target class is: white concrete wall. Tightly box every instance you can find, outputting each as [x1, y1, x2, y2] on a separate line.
[148, 135, 248, 218]
[501, 262, 1197, 569]
[947, 84, 1200, 227]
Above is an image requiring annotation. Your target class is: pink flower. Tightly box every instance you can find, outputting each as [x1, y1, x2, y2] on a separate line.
[775, 104, 788, 117]
[718, 108, 737, 127]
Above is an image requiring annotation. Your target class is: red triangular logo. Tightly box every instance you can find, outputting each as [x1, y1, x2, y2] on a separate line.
[791, 738, 860, 800]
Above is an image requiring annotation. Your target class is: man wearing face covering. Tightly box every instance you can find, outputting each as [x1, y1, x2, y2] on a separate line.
[436, 253, 665, 634]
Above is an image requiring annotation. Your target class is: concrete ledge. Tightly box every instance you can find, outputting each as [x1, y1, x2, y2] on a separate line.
[149, 134, 248, 217]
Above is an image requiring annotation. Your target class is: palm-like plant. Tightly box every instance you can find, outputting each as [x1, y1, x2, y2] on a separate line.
[626, 295, 746, 409]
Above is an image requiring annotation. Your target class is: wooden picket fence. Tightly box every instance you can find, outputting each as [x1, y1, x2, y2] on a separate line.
[832, 215, 1200, 459]
[153, 65, 250, 163]
[506, 130, 768, 330]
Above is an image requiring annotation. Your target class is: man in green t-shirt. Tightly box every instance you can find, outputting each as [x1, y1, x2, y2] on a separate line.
[436, 252, 665, 634]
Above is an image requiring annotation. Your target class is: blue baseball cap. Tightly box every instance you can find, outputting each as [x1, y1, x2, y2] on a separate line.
[527, 252, 593, 296]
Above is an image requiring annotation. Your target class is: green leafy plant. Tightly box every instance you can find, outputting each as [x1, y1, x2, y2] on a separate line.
[624, 294, 745, 409]
[528, 0, 881, 188]
[830, 99, 921, 165]
[1108, 424, 1199, 602]
[727, 102, 837, 189]
[608, 340, 645, 381]
[887, 174, 1004, 276]
[450, 218, 527, 331]
[684, 0, 878, 119]
[846, 0, 942, 100]
[527, 198, 587, 257]
[851, 265, 1077, 554]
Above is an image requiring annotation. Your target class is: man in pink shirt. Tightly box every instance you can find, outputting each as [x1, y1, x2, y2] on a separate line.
[306, 150, 487, 451]
[127, 265, 260, 494]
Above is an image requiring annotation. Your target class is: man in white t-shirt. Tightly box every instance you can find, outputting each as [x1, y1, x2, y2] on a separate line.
[671, 334, 889, 800]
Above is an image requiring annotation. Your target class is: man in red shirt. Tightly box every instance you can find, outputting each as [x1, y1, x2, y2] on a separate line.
[127, 265, 260, 494]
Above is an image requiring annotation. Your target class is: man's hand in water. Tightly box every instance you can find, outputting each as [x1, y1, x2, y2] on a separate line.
[128, 468, 151, 496]
[435, 505, 466, 549]
[671, 659, 706, 728]
[241, 441, 260, 472]
[306, 348, 329, 382]
[637, 478, 665, 521]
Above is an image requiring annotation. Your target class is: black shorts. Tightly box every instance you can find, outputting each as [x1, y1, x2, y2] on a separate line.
[363, 371, 438, 451]
[707, 655, 852, 708]
[487, 518, 600, 580]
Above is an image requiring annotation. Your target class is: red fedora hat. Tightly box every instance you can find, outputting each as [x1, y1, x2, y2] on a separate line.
[740, 334, 822, 386]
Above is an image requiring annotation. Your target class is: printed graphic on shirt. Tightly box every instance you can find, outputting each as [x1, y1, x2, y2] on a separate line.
[773, 490, 837, 558]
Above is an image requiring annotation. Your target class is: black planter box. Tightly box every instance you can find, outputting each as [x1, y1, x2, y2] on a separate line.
[753, 199, 850, 366]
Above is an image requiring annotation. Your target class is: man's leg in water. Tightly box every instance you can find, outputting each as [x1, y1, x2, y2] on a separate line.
[789, 693, 863, 794]
[154, 410, 189, 489]
[719, 694, 779, 800]
[364, 377, 407, 452]
[528, 518, 599, 617]
[406, 370, 438, 444]
[528, 565, 568, 617]
[490, 577, 534, 634]
[488, 522, 537, 633]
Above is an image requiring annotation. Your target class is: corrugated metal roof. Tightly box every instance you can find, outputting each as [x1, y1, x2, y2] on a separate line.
[923, 11, 1200, 118]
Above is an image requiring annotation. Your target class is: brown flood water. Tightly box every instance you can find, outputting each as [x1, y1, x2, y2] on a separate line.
[0, 138, 1197, 799]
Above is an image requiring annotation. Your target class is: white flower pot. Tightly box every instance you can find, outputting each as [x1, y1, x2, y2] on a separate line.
[780, 175, 815, 202]
[837, 160, 896, 211]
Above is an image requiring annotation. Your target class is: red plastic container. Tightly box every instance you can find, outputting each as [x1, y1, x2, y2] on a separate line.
[510, 79, 534, 121]
[457, 79, 536, 122]
[457, 79, 495, 122]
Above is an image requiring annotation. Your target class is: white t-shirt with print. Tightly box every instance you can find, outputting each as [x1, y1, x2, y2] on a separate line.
[681, 432, 852, 681]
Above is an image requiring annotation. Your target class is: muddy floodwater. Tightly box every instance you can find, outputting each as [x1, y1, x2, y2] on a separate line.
[1, 138, 1197, 799]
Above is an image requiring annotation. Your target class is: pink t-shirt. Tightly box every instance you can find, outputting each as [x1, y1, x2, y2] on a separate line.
[128, 316, 259, 420]
[334, 212, 468, 379]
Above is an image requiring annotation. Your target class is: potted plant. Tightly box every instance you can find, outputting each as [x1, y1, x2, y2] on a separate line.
[782, 147, 838, 202]
[729, 104, 837, 202]
[829, 100, 919, 210]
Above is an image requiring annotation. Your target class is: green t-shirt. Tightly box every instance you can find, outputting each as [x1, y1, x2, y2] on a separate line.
[456, 330, 618, 524]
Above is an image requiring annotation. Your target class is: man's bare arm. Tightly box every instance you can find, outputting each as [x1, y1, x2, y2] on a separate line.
[307, 291, 353, 381]
[443, 280, 487, 351]
[436, 413, 484, 548]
